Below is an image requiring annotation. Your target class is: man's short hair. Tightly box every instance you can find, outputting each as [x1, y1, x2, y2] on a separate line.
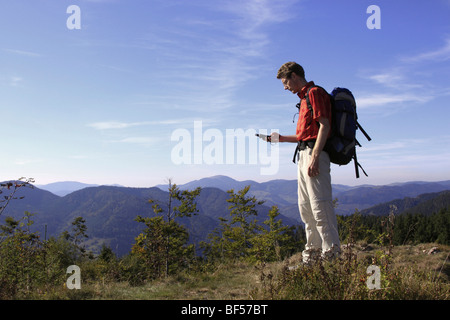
[277, 61, 305, 80]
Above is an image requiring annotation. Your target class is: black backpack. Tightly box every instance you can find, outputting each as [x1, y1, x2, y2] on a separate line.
[295, 86, 371, 178]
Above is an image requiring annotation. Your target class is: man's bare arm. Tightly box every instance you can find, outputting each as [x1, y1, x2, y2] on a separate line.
[270, 133, 297, 143]
[308, 116, 330, 177]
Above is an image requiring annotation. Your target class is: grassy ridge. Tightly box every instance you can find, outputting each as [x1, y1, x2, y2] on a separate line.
[24, 242, 449, 300]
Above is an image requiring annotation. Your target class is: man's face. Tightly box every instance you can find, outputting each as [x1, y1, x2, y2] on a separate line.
[281, 73, 301, 94]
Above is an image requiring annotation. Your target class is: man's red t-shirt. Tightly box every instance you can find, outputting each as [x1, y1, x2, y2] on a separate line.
[296, 81, 332, 142]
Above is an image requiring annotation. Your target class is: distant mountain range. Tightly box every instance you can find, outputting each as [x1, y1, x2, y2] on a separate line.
[3, 175, 449, 256]
[36, 181, 122, 197]
[157, 175, 450, 216]
[360, 190, 450, 216]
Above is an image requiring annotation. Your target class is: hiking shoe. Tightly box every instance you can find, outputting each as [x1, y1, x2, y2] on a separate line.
[322, 245, 341, 262]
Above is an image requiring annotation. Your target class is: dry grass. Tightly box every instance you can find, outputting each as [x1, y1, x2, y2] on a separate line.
[24, 243, 449, 300]
[267, 242, 450, 300]
[42, 261, 260, 300]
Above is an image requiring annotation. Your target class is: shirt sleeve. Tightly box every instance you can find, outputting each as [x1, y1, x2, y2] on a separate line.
[309, 87, 331, 121]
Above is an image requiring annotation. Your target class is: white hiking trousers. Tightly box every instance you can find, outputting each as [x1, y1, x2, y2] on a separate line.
[297, 147, 341, 263]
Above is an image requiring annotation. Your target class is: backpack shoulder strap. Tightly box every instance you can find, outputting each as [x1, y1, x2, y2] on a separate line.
[304, 85, 331, 131]
[303, 85, 316, 115]
[304, 85, 330, 114]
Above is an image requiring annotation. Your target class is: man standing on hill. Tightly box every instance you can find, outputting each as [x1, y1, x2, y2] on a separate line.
[270, 61, 340, 265]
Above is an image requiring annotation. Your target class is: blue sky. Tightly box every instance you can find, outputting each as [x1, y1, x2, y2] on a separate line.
[1, 0, 449, 187]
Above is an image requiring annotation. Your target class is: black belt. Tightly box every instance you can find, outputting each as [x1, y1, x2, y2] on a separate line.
[292, 140, 316, 163]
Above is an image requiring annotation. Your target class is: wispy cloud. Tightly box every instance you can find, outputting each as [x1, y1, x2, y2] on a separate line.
[357, 137, 450, 176]
[87, 119, 217, 130]
[358, 37, 450, 112]
[358, 139, 428, 153]
[111, 137, 156, 145]
[400, 37, 450, 63]
[80, 0, 118, 3]
[67, 155, 91, 160]
[10, 76, 23, 87]
[221, 0, 297, 32]
[136, 0, 298, 113]
[14, 158, 43, 165]
[106, 136, 166, 147]
[357, 92, 433, 109]
[87, 121, 152, 130]
[215, 0, 298, 75]
[365, 68, 423, 90]
[3, 48, 41, 57]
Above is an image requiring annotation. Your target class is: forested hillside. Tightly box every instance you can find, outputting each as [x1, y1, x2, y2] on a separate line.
[1, 178, 449, 256]
[360, 190, 450, 216]
[0, 182, 298, 256]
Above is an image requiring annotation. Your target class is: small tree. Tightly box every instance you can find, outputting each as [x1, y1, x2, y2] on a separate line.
[133, 180, 201, 278]
[250, 206, 293, 263]
[201, 216, 232, 262]
[0, 212, 43, 298]
[225, 185, 264, 259]
[203, 186, 301, 263]
[61, 216, 90, 260]
[202, 185, 265, 261]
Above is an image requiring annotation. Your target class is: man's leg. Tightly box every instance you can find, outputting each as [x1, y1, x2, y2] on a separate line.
[298, 149, 322, 263]
[303, 148, 340, 259]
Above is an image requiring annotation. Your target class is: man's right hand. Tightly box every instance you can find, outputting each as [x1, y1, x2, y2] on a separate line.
[270, 132, 280, 143]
